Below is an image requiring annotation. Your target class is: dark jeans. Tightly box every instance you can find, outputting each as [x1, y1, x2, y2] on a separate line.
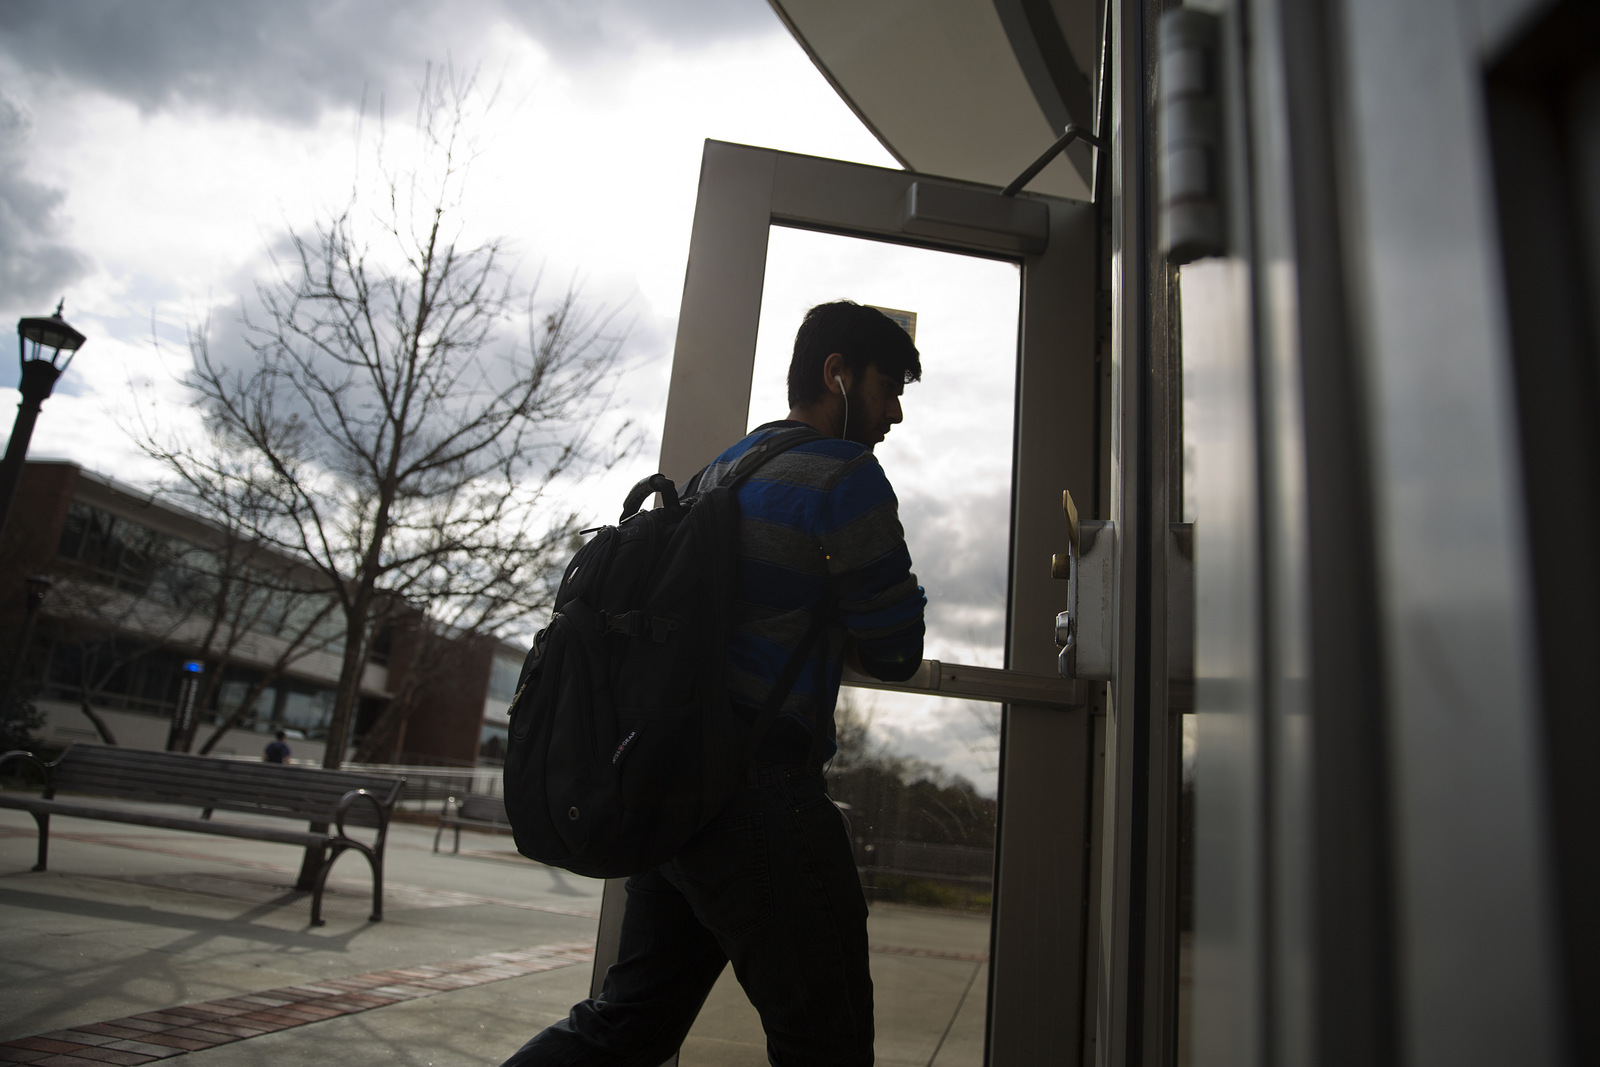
[500, 768, 874, 1067]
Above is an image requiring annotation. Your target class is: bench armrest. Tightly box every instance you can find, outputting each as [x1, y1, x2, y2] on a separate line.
[0, 750, 51, 795]
[334, 787, 392, 852]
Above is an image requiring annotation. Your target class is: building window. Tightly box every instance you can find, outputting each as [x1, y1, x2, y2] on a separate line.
[36, 631, 339, 739]
[488, 650, 523, 704]
[277, 687, 336, 738]
[479, 722, 509, 763]
[53, 500, 357, 663]
[57, 500, 169, 596]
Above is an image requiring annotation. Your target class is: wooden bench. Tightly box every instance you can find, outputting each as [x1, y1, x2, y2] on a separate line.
[433, 793, 512, 854]
[0, 743, 405, 926]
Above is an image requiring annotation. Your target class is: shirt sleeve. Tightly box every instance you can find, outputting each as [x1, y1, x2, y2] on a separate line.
[819, 453, 926, 681]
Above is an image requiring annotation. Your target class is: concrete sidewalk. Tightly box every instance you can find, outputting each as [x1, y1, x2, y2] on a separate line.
[0, 806, 988, 1066]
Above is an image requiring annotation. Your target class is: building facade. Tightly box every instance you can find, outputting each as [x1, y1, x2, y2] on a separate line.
[0, 460, 523, 768]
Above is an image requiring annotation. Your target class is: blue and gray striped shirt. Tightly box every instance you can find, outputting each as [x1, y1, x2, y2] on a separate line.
[699, 421, 926, 762]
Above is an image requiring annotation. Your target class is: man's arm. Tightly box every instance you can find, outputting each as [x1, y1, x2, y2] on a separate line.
[822, 455, 926, 683]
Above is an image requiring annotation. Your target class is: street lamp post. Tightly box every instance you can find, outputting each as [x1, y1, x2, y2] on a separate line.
[1, 574, 52, 719]
[0, 301, 87, 540]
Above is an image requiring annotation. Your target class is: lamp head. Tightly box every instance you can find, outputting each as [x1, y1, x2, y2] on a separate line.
[17, 299, 87, 374]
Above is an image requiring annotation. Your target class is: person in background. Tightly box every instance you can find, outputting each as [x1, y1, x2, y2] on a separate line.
[263, 730, 290, 764]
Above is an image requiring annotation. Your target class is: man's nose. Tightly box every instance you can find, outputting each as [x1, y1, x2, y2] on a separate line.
[887, 395, 903, 424]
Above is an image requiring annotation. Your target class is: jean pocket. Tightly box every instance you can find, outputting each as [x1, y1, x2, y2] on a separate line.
[671, 810, 774, 939]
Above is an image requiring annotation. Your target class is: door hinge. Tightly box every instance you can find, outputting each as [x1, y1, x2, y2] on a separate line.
[1159, 8, 1226, 264]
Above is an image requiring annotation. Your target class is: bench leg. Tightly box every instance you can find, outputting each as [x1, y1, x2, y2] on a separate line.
[454, 825, 461, 855]
[309, 848, 333, 927]
[31, 812, 49, 871]
[310, 843, 385, 926]
[369, 848, 384, 922]
[432, 821, 443, 853]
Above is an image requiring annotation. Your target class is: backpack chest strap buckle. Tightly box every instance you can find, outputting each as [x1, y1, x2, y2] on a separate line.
[600, 610, 647, 637]
[598, 610, 680, 643]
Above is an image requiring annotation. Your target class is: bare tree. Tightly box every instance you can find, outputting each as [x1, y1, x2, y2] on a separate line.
[145, 438, 345, 753]
[158, 65, 627, 769]
[348, 530, 566, 764]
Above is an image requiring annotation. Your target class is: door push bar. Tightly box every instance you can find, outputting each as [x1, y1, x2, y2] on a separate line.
[1052, 490, 1194, 683]
[842, 658, 1084, 709]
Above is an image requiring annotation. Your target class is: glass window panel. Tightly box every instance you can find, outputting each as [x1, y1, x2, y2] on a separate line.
[215, 679, 268, 728]
[277, 687, 335, 738]
[58, 499, 91, 559]
[479, 723, 509, 762]
[745, 226, 1018, 671]
[488, 651, 522, 704]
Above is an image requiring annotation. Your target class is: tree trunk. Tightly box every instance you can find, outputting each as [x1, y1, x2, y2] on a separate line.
[77, 698, 118, 746]
[350, 690, 419, 764]
[322, 606, 371, 771]
[301, 595, 371, 889]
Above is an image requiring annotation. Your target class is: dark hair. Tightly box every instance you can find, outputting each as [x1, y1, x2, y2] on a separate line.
[275, 730, 287, 741]
[786, 300, 921, 408]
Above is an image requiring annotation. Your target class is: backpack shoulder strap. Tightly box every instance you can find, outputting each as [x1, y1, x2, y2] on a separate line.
[713, 426, 826, 493]
[701, 425, 830, 800]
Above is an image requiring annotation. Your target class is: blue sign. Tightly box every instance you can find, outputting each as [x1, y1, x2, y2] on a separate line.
[183, 660, 204, 674]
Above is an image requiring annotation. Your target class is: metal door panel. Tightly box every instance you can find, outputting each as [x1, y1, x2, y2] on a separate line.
[1181, 0, 1571, 1064]
[1338, 0, 1564, 1062]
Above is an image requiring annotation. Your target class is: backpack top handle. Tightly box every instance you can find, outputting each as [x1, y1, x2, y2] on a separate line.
[620, 474, 681, 523]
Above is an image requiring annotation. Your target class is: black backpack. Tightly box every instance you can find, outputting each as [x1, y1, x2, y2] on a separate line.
[502, 426, 827, 879]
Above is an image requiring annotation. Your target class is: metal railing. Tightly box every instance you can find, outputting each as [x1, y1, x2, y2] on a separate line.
[215, 754, 501, 812]
[342, 761, 502, 811]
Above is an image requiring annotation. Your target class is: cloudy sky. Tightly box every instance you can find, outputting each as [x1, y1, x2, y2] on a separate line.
[0, 0, 1021, 792]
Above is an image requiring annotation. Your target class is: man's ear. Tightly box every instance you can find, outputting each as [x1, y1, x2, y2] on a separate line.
[823, 352, 849, 394]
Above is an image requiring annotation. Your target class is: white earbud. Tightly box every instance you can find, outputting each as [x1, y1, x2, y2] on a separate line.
[834, 375, 849, 440]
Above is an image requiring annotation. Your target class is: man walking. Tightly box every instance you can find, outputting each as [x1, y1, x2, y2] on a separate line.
[263, 730, 291, 764]
[502, 300, 926, 1067]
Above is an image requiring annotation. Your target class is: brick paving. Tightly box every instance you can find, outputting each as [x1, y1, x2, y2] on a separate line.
[0, 941, 595, 1065]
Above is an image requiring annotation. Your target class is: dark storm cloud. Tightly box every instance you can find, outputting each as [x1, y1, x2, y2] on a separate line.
[0, 94, 90, 320]
[0, 0, 474, 123]
[501, 0, 776, 57]
[0, 0, 779, 124]
[895, 487, 1010, 660]
[898, 486, 1011, 615]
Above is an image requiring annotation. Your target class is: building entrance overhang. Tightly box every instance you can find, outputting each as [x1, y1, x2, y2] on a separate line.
[769, 0, 1103, 200]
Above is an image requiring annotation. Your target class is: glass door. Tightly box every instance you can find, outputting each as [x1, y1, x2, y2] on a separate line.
[613, 140, 1100, 1065]
[678, 227, 1016, 1065]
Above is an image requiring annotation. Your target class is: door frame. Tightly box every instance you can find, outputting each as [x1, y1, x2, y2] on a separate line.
[600, 138, 1103, 1064]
